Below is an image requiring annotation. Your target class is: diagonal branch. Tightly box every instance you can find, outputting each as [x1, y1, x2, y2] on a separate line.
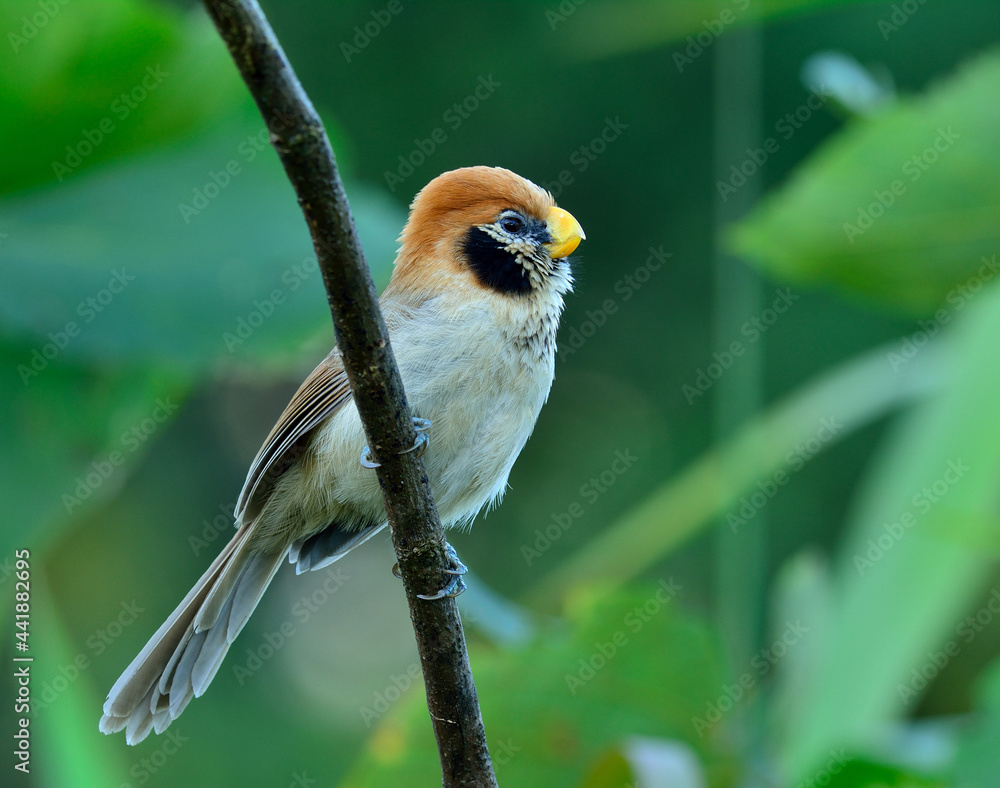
[200, 2, 497, 785]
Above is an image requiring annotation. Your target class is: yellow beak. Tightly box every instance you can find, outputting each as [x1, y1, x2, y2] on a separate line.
[545, 206, 586, 259]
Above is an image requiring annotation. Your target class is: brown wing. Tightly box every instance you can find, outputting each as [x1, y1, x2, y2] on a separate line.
[235, 351, 353, 523]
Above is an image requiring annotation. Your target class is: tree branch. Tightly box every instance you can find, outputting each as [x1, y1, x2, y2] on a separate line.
[200, 2, 497, 785]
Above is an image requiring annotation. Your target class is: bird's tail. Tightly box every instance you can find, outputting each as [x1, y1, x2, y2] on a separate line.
[99, 523, 284, 744]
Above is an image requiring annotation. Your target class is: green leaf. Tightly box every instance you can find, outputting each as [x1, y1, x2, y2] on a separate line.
[561, 0, 874, 61]
[822, 759, 946, 788]
[0, 117, 404, 559]
[581, 738, 708, 788]
[342, 585, 733, 788]
[0, 125, 404, 372]
[526, 340, 939, 608]
[767, 551, 834, 748]
[19, 574, 130, 788]
[579, 749, 635, 788]
[774, 282, 1000, 781]
[730, 50, 1000, 315]
[0, 347, 188, 563]
[0, 0, 406, 579]
[952, 660, 1000, 788]
[0, 0, 244, 195]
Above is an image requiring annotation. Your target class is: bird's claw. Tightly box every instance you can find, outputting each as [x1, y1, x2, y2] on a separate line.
[400, 431, 429, 458]
[417, 575, 467, 601]
[417, 542, 468, 600]
[392, 543, 468, 600]
[360, 417, 432, 469]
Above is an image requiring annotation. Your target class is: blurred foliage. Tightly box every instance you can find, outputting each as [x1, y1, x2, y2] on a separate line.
[558, 0, 872, 60]
[0, 0, 243, 193]
[952, 660, 1000, 786]
[344, 585, 735, 787]
[0, 0, 403, 569]
[732, 50, 1000, 315]
[3, 1, 1000, 787]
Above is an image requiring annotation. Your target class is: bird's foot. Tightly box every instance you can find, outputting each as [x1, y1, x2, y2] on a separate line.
[360, 417, 431, 469]
[418, 542, 468, 600]
[400, 418, 431, 457]
[391, 542, 468, 600]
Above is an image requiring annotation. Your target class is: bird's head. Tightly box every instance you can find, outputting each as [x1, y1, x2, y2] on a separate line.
[388, 166, 585, 304]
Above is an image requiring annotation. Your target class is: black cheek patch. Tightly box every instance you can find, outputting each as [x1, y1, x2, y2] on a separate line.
[462, 226, 533, 295]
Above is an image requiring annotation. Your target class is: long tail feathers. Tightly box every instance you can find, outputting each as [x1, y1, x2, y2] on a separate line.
[99, 524, 285, 745]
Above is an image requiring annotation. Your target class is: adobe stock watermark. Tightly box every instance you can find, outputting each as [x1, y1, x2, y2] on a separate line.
[558, 245, 669, 362]
[887, 254, 999, 372]
[60, 397, 179, 513]
[564, 578, 681, 695]
[541, 115, 628, 200]
[897, 587, 1000, 705]
[728, 417, 843, 534]
[120, 730, 188, 788]
[0, 554, 20, 588]
[340, 0, 403, 62]
[282, 772, 317, 788]
[493, 738, 522, 766]
[843, 126, 960, 243]
[189, 501, 238, 556]
[8, 0, 71, 54]
[222, 255, 319, 352]
[30, 600, 144, 717]
[681, 287, 799, 405]
[17, 268, 136, 385]
[383, 75, 501, 192]
[51, 65, 168, 181]
[853, 458, 969, 575]
[878, 0, 927, 40]
[177, 109, 295, 223]
[672, 0, 751, 73]
[717, 86, 830, 202]
[231, 566, 349, 685]
[545, 0, 585, 30]
[794, 750, 849, 788]
[691, 618, 810, 737]
[521, 449, 637, 566]
[359, 662, 421, 727]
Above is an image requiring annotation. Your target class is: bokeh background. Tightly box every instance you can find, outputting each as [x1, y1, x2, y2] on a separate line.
[3, 1, 1000, 786]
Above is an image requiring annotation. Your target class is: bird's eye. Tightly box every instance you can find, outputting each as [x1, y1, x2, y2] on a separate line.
[499, 214, 525, 235]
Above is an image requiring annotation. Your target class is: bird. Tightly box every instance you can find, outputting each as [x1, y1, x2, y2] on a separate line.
[99, 165, 585, 744]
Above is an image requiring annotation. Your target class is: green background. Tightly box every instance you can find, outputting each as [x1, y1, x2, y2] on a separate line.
[2, 1, 1000, 786]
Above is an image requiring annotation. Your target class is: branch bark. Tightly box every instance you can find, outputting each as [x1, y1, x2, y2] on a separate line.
[200, 2, 497, 785]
